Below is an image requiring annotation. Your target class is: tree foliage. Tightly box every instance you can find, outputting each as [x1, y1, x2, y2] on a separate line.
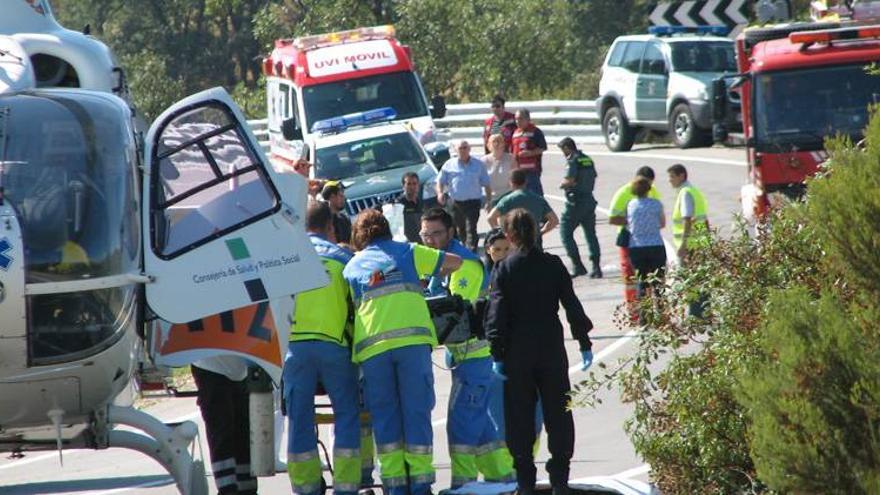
[50, 0, 656, 120]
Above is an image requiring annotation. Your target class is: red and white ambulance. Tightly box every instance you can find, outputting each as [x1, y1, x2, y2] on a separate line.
[262, 25, 446, 168]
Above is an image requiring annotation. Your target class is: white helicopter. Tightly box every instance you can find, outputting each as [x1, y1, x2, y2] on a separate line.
[0, 1, 327, 493]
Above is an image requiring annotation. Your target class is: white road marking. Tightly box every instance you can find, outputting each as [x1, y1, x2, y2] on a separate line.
[612, 463, 651, 479]
[544, 149, 746, 167]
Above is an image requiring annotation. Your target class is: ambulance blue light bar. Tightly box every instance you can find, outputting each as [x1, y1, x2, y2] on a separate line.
[311, 107, 398, 134]
[649, 25, 730, 37]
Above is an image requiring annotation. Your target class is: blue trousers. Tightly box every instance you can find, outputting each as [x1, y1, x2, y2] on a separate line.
[361, 345, 435, 495]
[448, 357, 513, 486]
[284, 341, 361, 495]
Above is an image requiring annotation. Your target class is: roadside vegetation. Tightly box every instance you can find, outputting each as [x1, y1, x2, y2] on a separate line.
[573, 110, 880, 493]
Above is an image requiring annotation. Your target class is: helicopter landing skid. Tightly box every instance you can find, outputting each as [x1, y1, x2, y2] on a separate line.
[95, 405, 208, 495]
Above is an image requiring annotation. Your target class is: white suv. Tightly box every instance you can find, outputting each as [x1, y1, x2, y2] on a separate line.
[596, 27, 739, 151]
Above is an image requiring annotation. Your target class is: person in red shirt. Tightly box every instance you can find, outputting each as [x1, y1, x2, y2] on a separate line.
[512, 109, 547, 196]
[483, 94, 517, 153]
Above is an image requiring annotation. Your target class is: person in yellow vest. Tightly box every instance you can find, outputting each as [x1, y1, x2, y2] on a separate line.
[283, 201, 362, 495]
[343, 209, 463, 495]
[420, 209, 515, 489]
[607, 167, 661, 322]
[667, 164, 710, 317]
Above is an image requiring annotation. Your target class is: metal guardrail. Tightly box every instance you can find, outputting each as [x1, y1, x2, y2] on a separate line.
[246, 99, 604, 152]
[436, 100, 602, 145]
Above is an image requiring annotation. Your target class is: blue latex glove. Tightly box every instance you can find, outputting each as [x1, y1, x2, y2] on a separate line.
[492, 361, 507, 381]
[445, 350, 455, 369]
[581, 350, 594, 371]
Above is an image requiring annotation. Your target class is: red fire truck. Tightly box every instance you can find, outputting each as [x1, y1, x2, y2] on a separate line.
[714, 19, 880, 216]
[261, 25, 445, 168]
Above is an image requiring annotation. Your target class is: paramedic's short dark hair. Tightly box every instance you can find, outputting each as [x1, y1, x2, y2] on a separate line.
[667, 164, 688, 178]
[421, 207, 453, 230]
[492, 94, 506, 106]
[321, 182, 344, 201]
[306, 201, 332, 232]
[557, 137, 576, 151]
[402, 172, 419, 185]
[636, 166, 656, 181]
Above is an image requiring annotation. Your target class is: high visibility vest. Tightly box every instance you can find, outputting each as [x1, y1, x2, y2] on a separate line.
[672, 184, 709, 249]
[290, 234, 353, 344]
[433, 239, 491, 362]
[343, 239, 443, 363]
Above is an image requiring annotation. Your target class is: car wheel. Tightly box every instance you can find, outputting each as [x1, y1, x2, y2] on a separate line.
[670, 104, 708, 149]
[603, 107, 635, 152]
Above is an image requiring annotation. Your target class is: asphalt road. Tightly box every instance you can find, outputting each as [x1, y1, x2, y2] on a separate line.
[0, 143, 748, 494]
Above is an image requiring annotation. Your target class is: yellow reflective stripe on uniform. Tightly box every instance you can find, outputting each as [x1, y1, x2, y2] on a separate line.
[354, 327, 433, 355]
[376, 441, 404, 454]
[406, 444, 433, 455]
[447, 338, 491, 361]
[357, 282, 424, 306]
[289, 449, 319, 462]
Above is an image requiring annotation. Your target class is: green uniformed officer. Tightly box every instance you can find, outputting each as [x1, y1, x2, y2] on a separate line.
[557, 137, 601, 278]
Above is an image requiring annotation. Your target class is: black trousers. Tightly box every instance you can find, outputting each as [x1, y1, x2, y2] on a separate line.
[504, 357, 574, 490]
[628, 245, 667, 299]
[191, 365, 257, 495]
[451, 199, 481, 251]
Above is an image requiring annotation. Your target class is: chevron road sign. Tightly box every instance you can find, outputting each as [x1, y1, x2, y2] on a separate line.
[649, 0, 750, 28]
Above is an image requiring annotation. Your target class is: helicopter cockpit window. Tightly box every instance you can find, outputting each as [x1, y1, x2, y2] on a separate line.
[0, 92, 140, 365]
[152, 103, 279, 259]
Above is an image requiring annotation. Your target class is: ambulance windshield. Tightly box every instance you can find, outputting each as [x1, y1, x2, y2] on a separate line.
[315, 131, 426, 179]
[302, 72, 428, 130]
[0, 92, 139, 365]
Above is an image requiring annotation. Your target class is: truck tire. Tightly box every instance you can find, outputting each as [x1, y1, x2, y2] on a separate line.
[743, 22, 839, 47]
[603, 106, 635, 152]
[670, 103, 708, 149]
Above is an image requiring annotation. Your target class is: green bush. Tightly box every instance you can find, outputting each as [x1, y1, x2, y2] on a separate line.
[737, 289, 880, 494]
[573, 110, 880, 494]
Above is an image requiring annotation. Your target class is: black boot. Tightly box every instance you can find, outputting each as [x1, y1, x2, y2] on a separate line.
[569, 262, 587, 278]
[552, 485, 570, 495]
[589, 260, 602, 279]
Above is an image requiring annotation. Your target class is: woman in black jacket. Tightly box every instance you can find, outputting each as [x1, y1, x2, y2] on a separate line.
[485, 208, 594, 495]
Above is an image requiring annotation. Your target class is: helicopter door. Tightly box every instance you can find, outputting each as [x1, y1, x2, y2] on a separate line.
[142, 87, 327, 324]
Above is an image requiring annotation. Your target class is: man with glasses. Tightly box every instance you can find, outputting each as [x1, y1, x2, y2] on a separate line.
[420, 208, 515, 489]
[436, 140, 492, 252]
[483, 94, 517, 154]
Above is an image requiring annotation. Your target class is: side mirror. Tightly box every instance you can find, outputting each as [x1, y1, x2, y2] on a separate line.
[712, 78, 728, 123]
[423, 141, 450, 170]
[281, 117, 302, 141]
[430, 95, 447, 119]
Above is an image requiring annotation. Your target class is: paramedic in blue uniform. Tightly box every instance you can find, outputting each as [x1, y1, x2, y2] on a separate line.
[343, 208, 463, 495]
[420, 208, 515, 488]
[284, 201, 362, 495]
[485, 208, 594, 495]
